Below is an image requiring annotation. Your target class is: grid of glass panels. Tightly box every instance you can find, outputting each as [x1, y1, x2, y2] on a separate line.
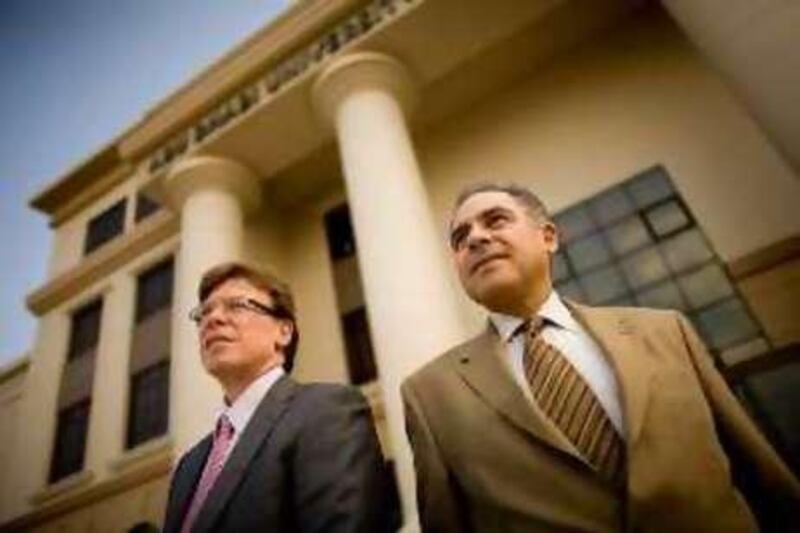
[552, 166, 767, 362]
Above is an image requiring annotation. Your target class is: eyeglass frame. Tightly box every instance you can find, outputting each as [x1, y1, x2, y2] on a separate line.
[188, 296, 289, 325]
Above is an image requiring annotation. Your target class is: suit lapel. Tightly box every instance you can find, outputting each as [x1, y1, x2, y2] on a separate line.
[567, 302, 652, 446]
[193, 375, 297, 532]
[453, 327, 584, 462]
[164, 437, 212, 533]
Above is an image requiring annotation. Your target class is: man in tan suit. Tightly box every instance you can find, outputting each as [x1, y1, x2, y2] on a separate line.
[401, 183, 800, 532]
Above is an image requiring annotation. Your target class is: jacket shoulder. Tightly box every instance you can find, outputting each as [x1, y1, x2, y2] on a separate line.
[402, 332, 488, 393]
[292, 381, 369, 409]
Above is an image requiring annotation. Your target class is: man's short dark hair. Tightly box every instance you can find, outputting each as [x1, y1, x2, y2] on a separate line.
[198, 261, 300, 373]
[453, 182, 550, 222]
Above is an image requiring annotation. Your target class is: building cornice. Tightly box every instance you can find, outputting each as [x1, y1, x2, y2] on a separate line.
[0, 356, 30, 385]
[29, 146, 124, 219]
[26, 211, 179, 316]
[29, 0, 411, 219]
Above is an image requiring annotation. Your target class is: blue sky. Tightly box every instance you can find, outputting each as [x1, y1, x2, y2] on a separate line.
[0, 0, 288, 367]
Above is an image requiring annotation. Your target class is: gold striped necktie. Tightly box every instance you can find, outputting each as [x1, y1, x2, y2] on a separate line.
[522, 316, 625, 485]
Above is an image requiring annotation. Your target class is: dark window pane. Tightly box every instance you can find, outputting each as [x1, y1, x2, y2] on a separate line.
[605, 217, 651, 256]
[341, 308, 378, 385]
[49, 400, 90, 482]
[620, 247, 669, 289]
[694, 298, 759, 350]
[626, 167, 674, 208]
[678, 263, 734, 309]
[554, 205, 594, 244]
[566, 233, 612, 273]
[84, 199, 126, 255]
[659, 229, 713, 273]
[578, 265, 628, 304]
[324, 205, 357, 260]
[68, 299, 103, 360]
[588, 187, 634, 225]
[645, 200, 690, 237]
[127, 361, 170, 449]
[136, 259, 174, 322]
[134, 193, 161, 223]
[635, 279, 687, 311]
[552, 252, 570, 283]
[737, 354, 800, 474]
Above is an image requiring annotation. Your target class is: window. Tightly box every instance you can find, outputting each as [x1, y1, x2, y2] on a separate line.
[134, 192, 161, 223]
[84, 199, 127, 254]
[127, 258, 174, 448]
[51, 299, 103, 482]
[135, 259, 175, 323]
[341, 308, 378, 385]
[67, 299, 103, 360]
[553, 166, 767, 365]
[324, 205, 357, 260]
[324, 205, 379, 385]
[49, 399, 90, 482]
[127, 361, 170, 449]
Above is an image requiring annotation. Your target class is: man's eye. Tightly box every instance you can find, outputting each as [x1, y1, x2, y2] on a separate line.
[451, 231, 467, 250]
[229, 300, 249, 312]
[486, 214, 507, 227]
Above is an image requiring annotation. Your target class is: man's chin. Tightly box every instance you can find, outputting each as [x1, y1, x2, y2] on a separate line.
[467, 281, 520, 313]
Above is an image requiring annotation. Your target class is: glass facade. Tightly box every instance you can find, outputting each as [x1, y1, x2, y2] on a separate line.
[553, 166, 768, 363]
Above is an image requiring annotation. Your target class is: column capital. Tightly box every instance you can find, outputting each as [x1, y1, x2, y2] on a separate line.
[163, 155, 262, 216]
[312, 51, 417, 125]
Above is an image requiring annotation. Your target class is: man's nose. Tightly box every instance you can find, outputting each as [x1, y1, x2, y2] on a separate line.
[201, 302, 228, 328]
[466, 225, 491, 251]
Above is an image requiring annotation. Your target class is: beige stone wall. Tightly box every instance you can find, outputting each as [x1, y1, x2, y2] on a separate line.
[27, 474, 169, 533]
[5, 236, 178, 523]
[418, 9, 800, 330]
[0, 359, 29, 519]
[46, 169, 157, 279]
[281, 201, 351, 384]
[738, 257, 800, 348]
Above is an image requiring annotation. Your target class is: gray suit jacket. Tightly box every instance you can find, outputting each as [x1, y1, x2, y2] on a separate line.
[163, 376, 398, 533]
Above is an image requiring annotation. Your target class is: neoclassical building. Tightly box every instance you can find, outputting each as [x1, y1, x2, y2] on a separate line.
[2, 0, 799, 530]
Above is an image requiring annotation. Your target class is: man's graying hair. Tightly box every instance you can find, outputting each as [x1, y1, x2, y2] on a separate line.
[453, 182, 551, 222]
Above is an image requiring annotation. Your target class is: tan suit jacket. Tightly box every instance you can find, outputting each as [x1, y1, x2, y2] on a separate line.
[402, 304, 800, 532]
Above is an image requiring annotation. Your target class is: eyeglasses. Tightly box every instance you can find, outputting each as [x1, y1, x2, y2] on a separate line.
[189, 297, 283, 325]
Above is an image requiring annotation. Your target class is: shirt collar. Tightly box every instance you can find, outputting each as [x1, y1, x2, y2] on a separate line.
[218, 365, 285, 436]
[489, 290, 579, 343]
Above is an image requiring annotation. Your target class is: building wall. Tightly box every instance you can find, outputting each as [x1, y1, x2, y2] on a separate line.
[417, 9, 800, 330]
[47, 169, 157, 279]
[0, 358, 29, 519]
[5, 235, 178, 523]
[27, 474, 169, 533]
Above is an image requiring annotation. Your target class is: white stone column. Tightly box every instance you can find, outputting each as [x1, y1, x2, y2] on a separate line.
[663, 0, 800, 175]
[313, 52, 468, 531]
[163, 155, 261, 454]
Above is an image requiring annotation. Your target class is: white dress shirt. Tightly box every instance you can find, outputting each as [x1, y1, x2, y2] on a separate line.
[216, 365, 285, 461]
[489, 291, 626, 437]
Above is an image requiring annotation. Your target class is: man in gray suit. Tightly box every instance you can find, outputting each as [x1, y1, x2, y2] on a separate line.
[163, 262, 397, 533]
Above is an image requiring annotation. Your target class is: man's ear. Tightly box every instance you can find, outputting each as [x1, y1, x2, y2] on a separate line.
[542, 221, 559, 253]
[275, 320, 294, 351]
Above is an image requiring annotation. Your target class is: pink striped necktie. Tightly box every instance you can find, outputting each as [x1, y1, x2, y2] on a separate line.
[181, 414, 235, 533]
